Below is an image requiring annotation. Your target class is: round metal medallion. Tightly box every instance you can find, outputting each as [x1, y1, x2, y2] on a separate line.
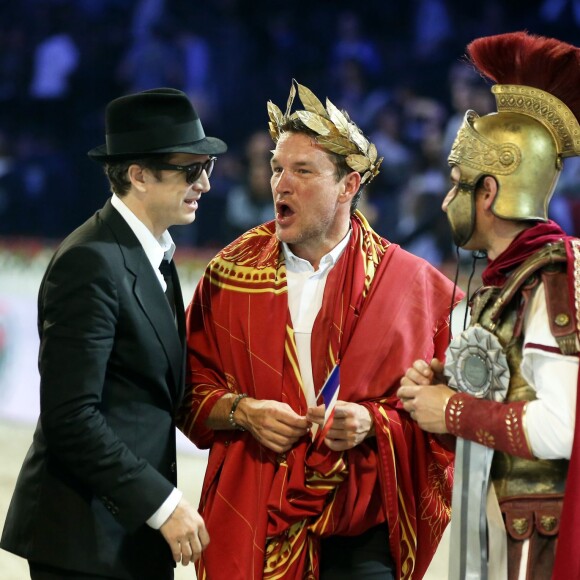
[444, 325, 509, 401]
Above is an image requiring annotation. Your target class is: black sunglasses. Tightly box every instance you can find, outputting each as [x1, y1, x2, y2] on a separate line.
[152, 157, 216, 183]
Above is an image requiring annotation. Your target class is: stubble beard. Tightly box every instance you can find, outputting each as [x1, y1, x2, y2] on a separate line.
[275, 213, 335, 254]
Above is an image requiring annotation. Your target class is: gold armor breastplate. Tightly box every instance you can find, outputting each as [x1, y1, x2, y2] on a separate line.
[469, 252, 569, 499]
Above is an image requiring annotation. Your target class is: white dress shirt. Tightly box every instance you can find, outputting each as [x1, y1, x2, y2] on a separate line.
[283, 231, 351, 406]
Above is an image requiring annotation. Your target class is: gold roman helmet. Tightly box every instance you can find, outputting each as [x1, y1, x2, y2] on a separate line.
[267, 80, 383, 186]
[446, 32, 580, 247]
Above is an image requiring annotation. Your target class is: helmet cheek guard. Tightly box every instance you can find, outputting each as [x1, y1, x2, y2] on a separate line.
[446, 182, 477, 247]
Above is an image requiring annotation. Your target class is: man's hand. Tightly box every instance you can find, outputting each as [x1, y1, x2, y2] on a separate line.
[160, 498, 209, 566]
[401, 358, 446, 386]
[397, 358, 454, 434]
[306, 401, 374, 451]
[236, 398, 310, 453]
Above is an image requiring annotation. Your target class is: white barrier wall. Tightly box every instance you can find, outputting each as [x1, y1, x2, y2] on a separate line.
[0, 243, 52, 422]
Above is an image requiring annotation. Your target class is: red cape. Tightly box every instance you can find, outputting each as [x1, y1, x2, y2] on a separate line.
[180, 213, 458, 579]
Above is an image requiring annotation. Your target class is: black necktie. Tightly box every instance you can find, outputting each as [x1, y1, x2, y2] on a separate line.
[159, 259, 176, 320]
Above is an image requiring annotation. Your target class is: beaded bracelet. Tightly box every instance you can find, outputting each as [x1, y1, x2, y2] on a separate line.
[228, 393, 248, 431]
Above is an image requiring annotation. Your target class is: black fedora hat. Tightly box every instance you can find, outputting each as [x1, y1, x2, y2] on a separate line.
[88, 88, 227, 161]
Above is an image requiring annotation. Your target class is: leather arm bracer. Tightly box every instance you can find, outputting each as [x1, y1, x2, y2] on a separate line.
[445, 392, 534, 460]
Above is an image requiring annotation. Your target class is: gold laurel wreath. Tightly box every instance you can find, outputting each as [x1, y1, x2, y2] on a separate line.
[267, 79, 383, 185]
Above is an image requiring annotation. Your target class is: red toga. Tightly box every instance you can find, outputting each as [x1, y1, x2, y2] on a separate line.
[179, 212, 457, 579]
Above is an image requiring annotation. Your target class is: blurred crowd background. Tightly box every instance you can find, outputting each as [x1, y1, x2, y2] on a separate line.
[1, 3, 580, 576]
[1, 0, 580, 266]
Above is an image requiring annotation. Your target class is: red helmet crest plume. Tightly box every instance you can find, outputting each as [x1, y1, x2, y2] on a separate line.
[467, 31, 580, 122]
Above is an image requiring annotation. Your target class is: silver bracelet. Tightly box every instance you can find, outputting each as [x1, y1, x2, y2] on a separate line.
[228, 393, 248, 431]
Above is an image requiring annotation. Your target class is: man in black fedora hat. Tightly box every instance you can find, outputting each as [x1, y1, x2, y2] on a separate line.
[0, 88, 227, 580]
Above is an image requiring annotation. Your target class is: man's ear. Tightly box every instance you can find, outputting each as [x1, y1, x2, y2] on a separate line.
[340, 171, 362, 204]
[128, 164, 147, 192]
[480, 175, 498, 211]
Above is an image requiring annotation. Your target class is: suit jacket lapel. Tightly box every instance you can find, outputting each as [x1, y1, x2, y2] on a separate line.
[99, 200, 184, 406]
[168, 259, 186, 404]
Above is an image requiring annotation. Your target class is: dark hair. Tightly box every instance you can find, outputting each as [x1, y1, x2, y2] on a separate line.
[103, 154, 173, 196]
[278, 120, 364, 213]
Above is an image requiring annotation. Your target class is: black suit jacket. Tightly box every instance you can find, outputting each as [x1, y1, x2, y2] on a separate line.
[1, 200, 186, 579]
